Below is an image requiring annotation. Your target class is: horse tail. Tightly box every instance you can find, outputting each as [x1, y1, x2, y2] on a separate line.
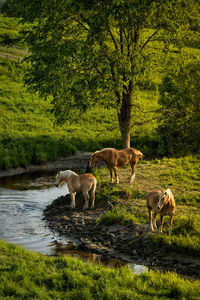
[90, 177, 97, 205]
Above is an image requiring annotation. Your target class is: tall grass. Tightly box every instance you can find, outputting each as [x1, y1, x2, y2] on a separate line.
[0, 239, 200, 299]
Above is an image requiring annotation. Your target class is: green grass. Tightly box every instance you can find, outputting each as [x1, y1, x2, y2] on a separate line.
[0, 239, 200, 299]
[1, 14, 200, 170]
[0, 52, 161, 170]
[97, 207, 138, 226]
[148, 215, 200, 257]
[95, 155, 200, 257]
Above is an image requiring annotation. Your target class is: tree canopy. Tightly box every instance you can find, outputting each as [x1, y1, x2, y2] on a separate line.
[158, 60, 200, 156]
[3, 0, 200, 148]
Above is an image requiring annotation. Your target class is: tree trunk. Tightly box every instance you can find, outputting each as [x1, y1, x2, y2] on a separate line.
[120, 125, 130, 148]
[118, 91, 132, 149]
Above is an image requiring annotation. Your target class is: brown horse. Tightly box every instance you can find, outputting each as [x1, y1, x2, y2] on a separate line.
[55, 170, 97, 210]
[147, 189, 176, 234]
[89, 147, 143, 184]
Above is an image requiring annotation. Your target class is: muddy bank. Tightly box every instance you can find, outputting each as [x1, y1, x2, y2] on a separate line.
[0, 152, 92, 178]
[44, 195, 200, 280]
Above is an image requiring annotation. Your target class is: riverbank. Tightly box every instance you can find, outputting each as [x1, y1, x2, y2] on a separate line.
[0, 152, 91, 178]
[43, 192, 200, 280]
[1, 153, 200, 281]
[1, 239, 200, 299]
[43, 154, 200, 280]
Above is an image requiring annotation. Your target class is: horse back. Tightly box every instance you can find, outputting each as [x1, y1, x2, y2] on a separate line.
[96, 148, 119, 166]
[79, 173, 97, 187]
[118, 148, 143, 165]
[67, 173, 96, 193]
[117, 150, 132, 166]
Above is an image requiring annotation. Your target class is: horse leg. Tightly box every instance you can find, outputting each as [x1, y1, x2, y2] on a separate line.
[90, 184, 96, 209]
[153, 211, 157, 230]
[109, 168, 114, 184]
[83, 191, 89, 210]
[70, 192, 76, 209]
[169, 214, 174, 235]
[130, 162, 136, 183]
[159, 215, 164, 233]
[113, 166, 119, 184]
[149, 210, 154, 231]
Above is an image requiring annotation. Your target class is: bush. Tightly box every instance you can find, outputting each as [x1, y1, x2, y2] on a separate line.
[158, 61, 200, 156]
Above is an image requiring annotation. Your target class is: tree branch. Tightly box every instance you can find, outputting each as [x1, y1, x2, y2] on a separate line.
[120, 28, 124, 54]
[140, 28, 160, 52]
[71, 17, 89, 31]
[108, 27, 119, 51]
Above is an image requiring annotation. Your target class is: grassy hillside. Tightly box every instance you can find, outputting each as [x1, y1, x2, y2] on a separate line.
[0, 239, 200, 299]
[0, 14, 161, 170]
[0, 13, 200, 171]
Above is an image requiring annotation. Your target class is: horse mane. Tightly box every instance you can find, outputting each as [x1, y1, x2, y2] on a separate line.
[163, 188, 175, 203]
[92, 150, 100, 157]
[59, 170, 77, 178]
[165, 188, 172, 196]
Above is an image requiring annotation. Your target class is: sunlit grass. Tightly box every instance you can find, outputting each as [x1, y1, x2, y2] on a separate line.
[96, 155, 200, 256]
[0, 239, 199, 299]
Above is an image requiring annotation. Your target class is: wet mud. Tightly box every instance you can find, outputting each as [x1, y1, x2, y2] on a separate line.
[44, 195, 200, 280]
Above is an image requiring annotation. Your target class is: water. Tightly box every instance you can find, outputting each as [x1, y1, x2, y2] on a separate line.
[0, 173, 70, 255]
[0, 172, 148, 273]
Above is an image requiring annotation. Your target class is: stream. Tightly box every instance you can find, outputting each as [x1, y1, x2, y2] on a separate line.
[0, 171, 147, 273]
[0, 172, 69, 255]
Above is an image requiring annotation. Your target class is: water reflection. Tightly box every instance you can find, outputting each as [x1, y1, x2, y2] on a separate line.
[0, 173, 148, 274]
[0, 181, 70, 255]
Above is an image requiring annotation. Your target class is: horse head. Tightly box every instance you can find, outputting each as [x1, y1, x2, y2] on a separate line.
[157, 189, 171, 210]
[55, 172, 62, 187]
[89, 151, 100, 168]
[55, 170, 77, 187]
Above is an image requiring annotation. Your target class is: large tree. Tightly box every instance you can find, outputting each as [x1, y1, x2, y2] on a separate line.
[3, 0, 199, 147]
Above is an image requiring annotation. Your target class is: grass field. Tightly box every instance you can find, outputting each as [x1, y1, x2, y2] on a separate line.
[0, 12, 200, 298]
[96, 155, 200, 257]
[1, 13, 200, 170]
[0, 239, 200, 299]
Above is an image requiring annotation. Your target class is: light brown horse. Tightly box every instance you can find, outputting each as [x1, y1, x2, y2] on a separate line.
[89, 147, 143, 184]
[147, 189, 176, 235]
[55, 170, 97, 210]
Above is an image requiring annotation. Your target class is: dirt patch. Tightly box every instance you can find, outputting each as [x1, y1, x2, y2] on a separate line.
[44, 195, 200, 280]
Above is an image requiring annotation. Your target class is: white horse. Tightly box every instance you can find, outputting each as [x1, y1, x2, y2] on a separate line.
[55, 170, 97, 210]
[147, 188, 176, 235]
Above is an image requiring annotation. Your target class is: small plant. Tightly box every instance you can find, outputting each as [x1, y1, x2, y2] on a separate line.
[97, 207, 138, 226]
